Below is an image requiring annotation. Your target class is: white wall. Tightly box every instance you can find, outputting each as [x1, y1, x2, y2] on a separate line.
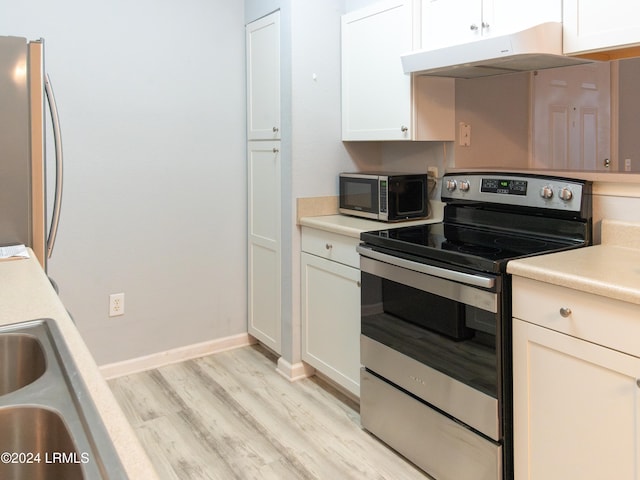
[454, 74, 530, 169]
[291, 1, 353, 199]
[287, 0, 452, 368]
[1, 0, 247, 364]
[289, 0, 358, 364]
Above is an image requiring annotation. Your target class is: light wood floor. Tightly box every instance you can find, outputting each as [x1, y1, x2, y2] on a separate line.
[108, 344, 430, 480]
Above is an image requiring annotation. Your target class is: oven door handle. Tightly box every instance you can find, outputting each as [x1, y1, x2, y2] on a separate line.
[356, 245, 496, 289]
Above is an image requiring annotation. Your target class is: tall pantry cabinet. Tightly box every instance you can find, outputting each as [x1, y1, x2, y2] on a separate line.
[247, 11, 282, 353]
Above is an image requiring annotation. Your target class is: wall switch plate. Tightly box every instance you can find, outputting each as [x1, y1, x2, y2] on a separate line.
[109, 293, 125, 317]
[625, 158, 632, 172]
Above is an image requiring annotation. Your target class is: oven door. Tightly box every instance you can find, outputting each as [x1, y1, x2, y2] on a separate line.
[357, 244, 502, 441]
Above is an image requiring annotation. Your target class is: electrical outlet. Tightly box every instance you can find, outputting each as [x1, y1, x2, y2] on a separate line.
[109, 293, 125, 317]
[625, 158, 632, 172]
[459, 122, 471, 146]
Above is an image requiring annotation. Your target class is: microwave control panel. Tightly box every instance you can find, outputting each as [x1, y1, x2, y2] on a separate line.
[378, 178, 388, 213]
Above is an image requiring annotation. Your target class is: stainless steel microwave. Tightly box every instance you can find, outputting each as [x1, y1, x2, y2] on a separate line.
[339, 172, 429, 222]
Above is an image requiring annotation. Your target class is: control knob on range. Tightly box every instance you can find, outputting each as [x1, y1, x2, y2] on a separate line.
[445, 179, 457, 192]
[540, 185, 554, 199]
[559, 187, 573, 201]
[458, 180, 470, 192]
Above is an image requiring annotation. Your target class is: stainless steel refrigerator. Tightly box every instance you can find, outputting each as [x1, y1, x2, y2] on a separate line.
[0, 35, 63, 271]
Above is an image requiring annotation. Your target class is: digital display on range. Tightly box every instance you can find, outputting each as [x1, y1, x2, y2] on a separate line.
[481, 178, 528, 195]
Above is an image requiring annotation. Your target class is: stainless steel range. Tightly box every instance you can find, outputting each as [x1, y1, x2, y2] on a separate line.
[357, 172, 592, 480]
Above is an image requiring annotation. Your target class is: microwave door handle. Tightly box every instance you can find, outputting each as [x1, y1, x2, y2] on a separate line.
[45, 73, 63, 259]
[356, 245, 495, 289]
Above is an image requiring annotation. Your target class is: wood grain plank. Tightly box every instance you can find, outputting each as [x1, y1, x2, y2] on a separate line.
[109, 345, 430, 480]
[108, 370, 183, 426]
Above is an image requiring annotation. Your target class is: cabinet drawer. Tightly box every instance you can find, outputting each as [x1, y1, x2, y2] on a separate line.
[512, 277, 640, 357]
[301, 226, 361, 268]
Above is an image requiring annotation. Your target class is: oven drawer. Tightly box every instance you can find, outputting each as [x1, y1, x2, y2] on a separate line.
[512, 277, 640, 357]
[361, 335, 499, 440]
[301, 226, 360, 268]
[361, 369, 502, 480]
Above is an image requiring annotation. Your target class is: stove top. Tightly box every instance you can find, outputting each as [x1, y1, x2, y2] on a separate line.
[360, 222, 581, 274]
[359, 173, 593, 274]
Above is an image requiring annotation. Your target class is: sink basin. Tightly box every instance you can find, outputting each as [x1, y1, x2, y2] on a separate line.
[0, 406, 84, 480]
[0, 319, 128, 479]
[0, 334, 46, 396]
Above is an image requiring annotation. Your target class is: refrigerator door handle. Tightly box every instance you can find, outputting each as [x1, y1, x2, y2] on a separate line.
[44, 73, 63, 259]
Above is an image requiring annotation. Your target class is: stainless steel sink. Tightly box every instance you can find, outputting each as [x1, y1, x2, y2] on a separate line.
[0, 406, 85, 480]
[0, 333, 46, 396]
[0, 319, 128, 479]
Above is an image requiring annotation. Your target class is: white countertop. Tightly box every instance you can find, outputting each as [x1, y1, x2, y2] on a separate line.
[300, 201, 445, 238]
[507, 219, 640, 306]
[507, 245, 640, 305]
[0, 252, 158, 479]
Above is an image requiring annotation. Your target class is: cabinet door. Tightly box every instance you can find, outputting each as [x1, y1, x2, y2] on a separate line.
[489, 0, 560, 38]
[563, 0, 640, 55]
[421, 0, 481, 50]
[513, 319, 640, 479]
[301, 252, 361, 397]
[342, 0, 413, 141]
[422, 0, 560, 49]
[246, 11, 280, 140]
[248, 141, 281, 353]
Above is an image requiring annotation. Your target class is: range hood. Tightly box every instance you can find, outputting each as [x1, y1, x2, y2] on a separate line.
[401, 22, 593, 79]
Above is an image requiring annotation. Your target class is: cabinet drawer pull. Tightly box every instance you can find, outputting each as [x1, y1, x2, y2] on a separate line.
[356, 281, 361, 288]
[273, 126, 279, 133]
[325, 243, 333, 250]
[559, 307, 572, 318]
[637, 379, 640, 388]
[400, 125, 408, 133]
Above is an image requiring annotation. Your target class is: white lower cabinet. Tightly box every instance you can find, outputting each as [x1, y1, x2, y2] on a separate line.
[301, 227, 361, 397]
[512, 277, 640, 479]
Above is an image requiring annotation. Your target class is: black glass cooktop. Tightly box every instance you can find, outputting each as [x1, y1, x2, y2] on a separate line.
[360, 222, 581, 274]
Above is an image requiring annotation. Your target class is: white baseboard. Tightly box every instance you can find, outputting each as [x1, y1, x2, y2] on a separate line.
[276, 357, 315, 382]
[100, 333, 256, 380]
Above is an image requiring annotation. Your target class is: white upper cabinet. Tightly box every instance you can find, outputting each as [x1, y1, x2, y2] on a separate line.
[421, 0, 561, 51]
[421, 0, 483, 49]
[489, 0, 560, 37]
[563, 0, 640, 55]
[341, 0, 455, 141]
[246, 11, 280, 140]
